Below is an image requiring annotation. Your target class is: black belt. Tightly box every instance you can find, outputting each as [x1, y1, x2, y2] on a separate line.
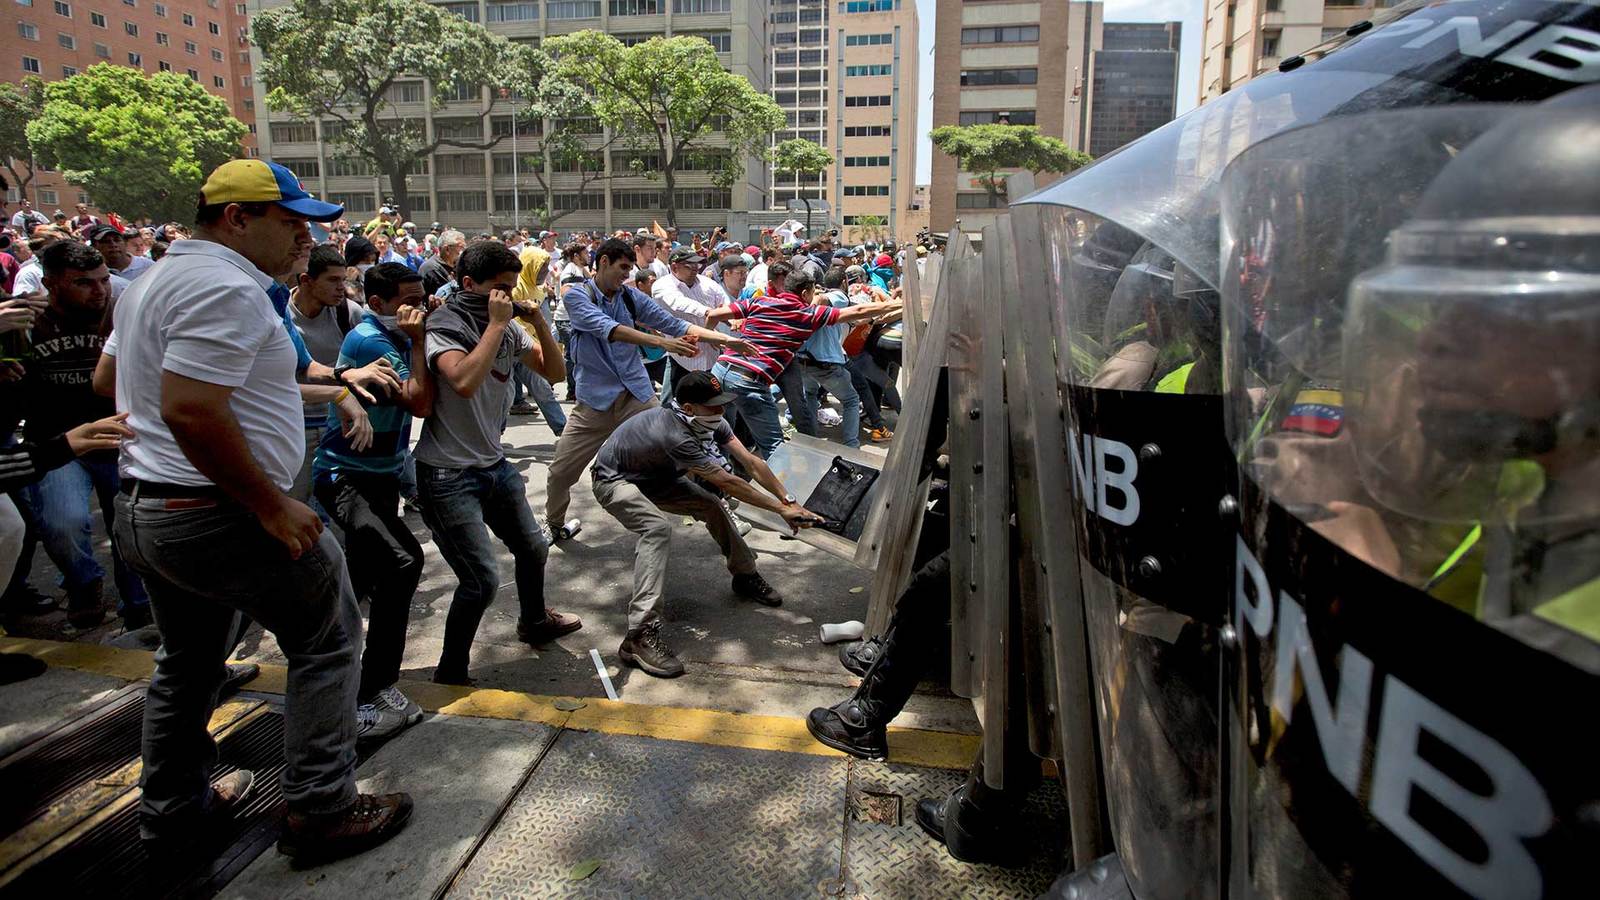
[119, 479, 225, 500]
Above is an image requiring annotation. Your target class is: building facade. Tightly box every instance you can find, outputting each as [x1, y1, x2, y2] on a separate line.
[1199, 0, 1388, 104]
[1089, 21, 1180, 158]
[765, 0, 918, 242]
[3, 0, 259, 218]
[250, 0, 769, 233]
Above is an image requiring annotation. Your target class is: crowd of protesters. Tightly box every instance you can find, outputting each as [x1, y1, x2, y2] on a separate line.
[0, 159, 924, 865]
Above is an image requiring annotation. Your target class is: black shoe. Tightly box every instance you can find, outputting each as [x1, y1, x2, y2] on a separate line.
[65, 577, 105, 629]
[0, 652, 47, 685]
[121, 603, 153, 632]
[221, 662, 260, 696]
[3, 584, 57, 616]
[914, 797, 947, 844]
[839, 637, 882, 677]
[915, 783, 1026, 866]
[517, 610, 583, 645]
[432, 666, 476, 687]
[732, 572, 783, 607]
[806, 699, 887, 760]
[618, 623, 685, 678]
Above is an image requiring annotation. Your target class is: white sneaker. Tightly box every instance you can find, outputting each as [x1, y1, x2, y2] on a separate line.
[356, 702, 409, 744]
[734, 516, 752, 537]
[817, 408, 843, 427]
[373, 684, 424, 726]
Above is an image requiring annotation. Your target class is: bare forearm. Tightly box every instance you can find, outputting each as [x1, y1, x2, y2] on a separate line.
[300, 360, 339, 385]
[744, 455, 790, 503]
[703, 467, 786, 514]
[687, 324, 734, 346]
[522, 313, 565, 382]
[441, 324, 508, 397]
[401, 343, 436, 416]
[300, 384, 346, 403]
[606, 323, 662, 348]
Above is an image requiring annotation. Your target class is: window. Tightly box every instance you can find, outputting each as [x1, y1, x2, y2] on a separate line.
[845, 64, 891, 76]
[687, 31, 730, 53]
[15, 0, 31, 6]
[956, 192, 1006, 209]
[328, 192, 377, 213]
[844, 33, 891, 46]
[242, 98, 253, 110]
[61, 64, 76, 75]
[384, 81, 424, 103]
[844, 124, 892, 137]
[277, 158, 320, 178]
[186, 67, 198, 80]
[545, 0, 599, 17]
[433, 153, 485, 176]
[611, 150, 664, 172]
[842, 185, 889, 196]
[437, 191, 488, 212]
[40, 189, 58, 205]
[673, 188, 730, 210]
[181, 11, 193, 25]
[491, 153, 540, 175]
[1261, 30, 1280, 57]
[326, 156, 375, 177]
[154, 1, 165, 15]
[1265, 0, 1281, 9]
[127, 50, 140, 64]
[58, 31, 74, 47]
[158, 59, 170, 71]
[843, 95, 890, 108]
[89, 10, 103, 25]
[207, 20, 218, 34]
[18, 22, 38, 39]
[239, 73, 249, 86]
[155, 30, 167, 44]
[959, 109, 1035, 126]
[213, 74, 225, 87]
[960, 68, 1037, 86]
[22, 56, 41, 73]
[211, 48, 223, 61]
[840, 0, 895, 12]
[435, 79, 481, 103]
[550, 151, 603, 173]
[440, 0, 479, 19]
[552, 192, 604, 211]
[609, 0, 661, 13]
[490, 115, 540, 138]
[270, 121, 316, 143]
[612, 190, 663, 210]
[485, 0, 538, 22]
[52, 0, 68, 15]
[673, 0, 729, 12]
[618, 33, 659, 46]
[124, 21, 137, 34]
[960, 25, 1039, 44]
[843, 155, 889, 167]
[236, 2, 245, 12]
[433, 117, 483, 140]
[184, 39, 197, 53]
[94, 42, 110, 57]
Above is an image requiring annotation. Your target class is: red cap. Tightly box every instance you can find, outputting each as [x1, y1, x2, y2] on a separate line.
[744, 245, 760, 256]
[875, 253, 893, 267]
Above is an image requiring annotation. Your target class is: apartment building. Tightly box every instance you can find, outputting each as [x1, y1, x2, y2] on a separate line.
[766, 0, 918, 242]
[251, 0, 768, 232]
[3, 0, 258, 216]
[1199, 0, 1390, 103]
[1089, 22, 1180, 158]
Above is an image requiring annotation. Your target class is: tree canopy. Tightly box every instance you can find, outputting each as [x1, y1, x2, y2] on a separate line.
[770, 139, 833, 178]
[0, 78, 47, 203]
[544, 31, 785, 226]
[25, 64, 246, 223]
[930, 124, 1090, 200]
[253, 0, 539, 222]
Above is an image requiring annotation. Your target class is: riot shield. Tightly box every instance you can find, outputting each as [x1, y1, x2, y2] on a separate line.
[1219, 102, 1599, 898]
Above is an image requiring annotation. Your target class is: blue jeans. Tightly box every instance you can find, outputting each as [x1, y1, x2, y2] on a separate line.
[554, 320, 576, 398]
[776, 363, 813, 436]
[799, 361, 862, 448]
[23, 455, 148, 612]
[417, 458, 550, 675]
[712, 362, 784, 459]
[512, 362, 567, 435]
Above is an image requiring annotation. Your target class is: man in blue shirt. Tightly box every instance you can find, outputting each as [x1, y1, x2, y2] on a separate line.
[543, 238, 753, 542]
[313, 262, 434, 743]
[795, 267, 864, 448]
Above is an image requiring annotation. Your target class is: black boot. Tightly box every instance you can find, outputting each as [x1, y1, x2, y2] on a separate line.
[914, 757, 1028, 866]
[838, 636, 883, 677]
[805, 623, 920, 760]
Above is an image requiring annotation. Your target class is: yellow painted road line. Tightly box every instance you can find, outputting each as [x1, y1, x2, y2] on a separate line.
[0, 637, 979, 770]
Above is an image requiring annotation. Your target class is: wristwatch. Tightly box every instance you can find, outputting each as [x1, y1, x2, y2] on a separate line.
[333, 364, 354, 386]
[783, 494, 797, 505]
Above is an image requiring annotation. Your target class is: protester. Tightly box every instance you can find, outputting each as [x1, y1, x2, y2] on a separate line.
[649, 248, 732, 399]
[289, 244, 368, 509]
[9, 201, 48, 235]
[420, 229, 465, 297]
[796, 267, 865, 448]
[107, 159, 412, 860]
[88, 225, 155, 282]
[508, 241, 567, 433]
[414, 240, 576, 686]
[313, 262, 435, 741]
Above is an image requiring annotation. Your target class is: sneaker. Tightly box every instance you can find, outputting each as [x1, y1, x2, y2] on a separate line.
[517, 610, 583, 645]
[546, 518, 582, 542]
[509, 401, 539, 416]
[733, 516, 752, 537]
[355, 702, 409, 744]
[277, 792, 414, 865]
[781, 417, 798, 440]
[618, 623, 685, 678]
[817, 407, 843, 427]
[868, 426, 894, 443]
[373, 684, 424, 726]
[732, 572, 783, 607]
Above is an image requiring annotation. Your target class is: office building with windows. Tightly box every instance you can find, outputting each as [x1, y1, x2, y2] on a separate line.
[250, 0, 768, 232]
[1089, 21, 1180, 158]
[766, 0, 918, 241]
[3, 0, 259, 217]
[1200, 0, 1386, 103]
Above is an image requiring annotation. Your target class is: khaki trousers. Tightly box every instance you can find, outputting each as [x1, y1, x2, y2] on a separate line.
[544, 391, 658, 526]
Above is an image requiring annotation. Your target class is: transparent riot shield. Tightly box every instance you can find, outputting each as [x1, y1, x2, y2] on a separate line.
[1220, 102, 1599, 899]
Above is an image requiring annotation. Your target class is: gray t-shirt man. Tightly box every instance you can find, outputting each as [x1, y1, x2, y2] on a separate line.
[415, 299, 530, 468]
[290, 297, 363, 427]
[592, 406, 737, 492]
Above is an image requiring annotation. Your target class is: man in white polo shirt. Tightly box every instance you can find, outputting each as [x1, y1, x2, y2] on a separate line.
[108, 160, 412, 864]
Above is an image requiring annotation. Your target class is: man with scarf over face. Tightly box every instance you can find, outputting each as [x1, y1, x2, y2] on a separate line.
[414, 240, 575, 686]
[590, 371, 825, 677]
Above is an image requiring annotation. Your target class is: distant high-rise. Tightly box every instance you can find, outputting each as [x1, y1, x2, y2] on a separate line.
[1200, 0, 1390, 104]
[1089, 22, 1180, 158]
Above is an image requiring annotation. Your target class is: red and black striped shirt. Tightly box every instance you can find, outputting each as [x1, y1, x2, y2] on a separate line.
[716, 292, 840, 384]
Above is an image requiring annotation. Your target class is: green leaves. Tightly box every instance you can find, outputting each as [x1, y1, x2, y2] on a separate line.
[930, 124, 1091, 198]
[770, 138, 834, 177]
[0, 78, 47, 193]
[24, 64, 245, 222]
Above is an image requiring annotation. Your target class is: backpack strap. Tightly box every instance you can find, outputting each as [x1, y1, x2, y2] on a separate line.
[335, 299, 353, 336]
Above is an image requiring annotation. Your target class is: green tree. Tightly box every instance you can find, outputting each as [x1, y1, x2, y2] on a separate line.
[509, 77, 619, 229]
[253, 0, 541, 223]
[0, 77, 47, 205]
[26, 64, 245, 223]
[929, 124, 1091, 205]
[852, 214, 888, 244]
[769, 138, 834, 234]
[544, 32, 785, 227]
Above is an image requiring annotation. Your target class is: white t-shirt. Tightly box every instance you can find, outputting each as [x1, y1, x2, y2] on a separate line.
[649, 259, 670, 279]
[107, 240, 303, 490]
[650, 273, 730, 372]
[115, 255, 155, 282]
[11, 259, 44, 297]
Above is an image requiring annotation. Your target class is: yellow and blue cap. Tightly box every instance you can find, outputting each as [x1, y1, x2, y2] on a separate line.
[199, 159, 344, 222]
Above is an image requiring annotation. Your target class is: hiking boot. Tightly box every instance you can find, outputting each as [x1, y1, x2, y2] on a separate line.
[517, 609, 583, 645]
[868, 426, 894, 443]
[221, 662, 260, 696]
[839, 637, 883, 678]
[545, 518, 582, 543]
[806, 698, 887, 760]
[356, 702, 409, 745]
[619, 622, 685, 678]
[65, 578, 105, 629]
[141, 769, 255, 848]
[509, 401, 539, 416]
[732, 572, 783, 607]
[277, 792, 414, 865]
[373, 684, 424, 726]
[913, 780, 1026, 867]
[0, 652, 47, 685]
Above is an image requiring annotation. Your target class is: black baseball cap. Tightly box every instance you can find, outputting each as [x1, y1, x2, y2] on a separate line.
[669, 248, 706, 265]
[675, 371, 736, 407]
[86, 224, 130, 241]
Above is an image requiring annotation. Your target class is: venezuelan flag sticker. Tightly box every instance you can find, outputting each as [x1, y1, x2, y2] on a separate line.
[1281, 389, 1344, 437]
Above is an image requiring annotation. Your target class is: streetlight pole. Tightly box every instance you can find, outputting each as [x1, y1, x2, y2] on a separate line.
[501, 86, 519, 230]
